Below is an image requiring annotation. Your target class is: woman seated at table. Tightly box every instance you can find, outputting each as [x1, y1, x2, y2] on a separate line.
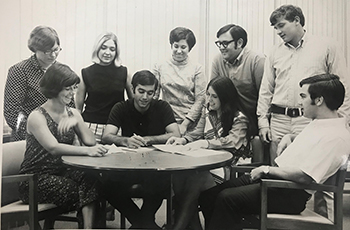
[18, 63, 108, 229]
[166, 77, 252, 230]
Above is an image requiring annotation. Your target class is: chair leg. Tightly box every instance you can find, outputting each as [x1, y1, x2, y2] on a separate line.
[120, 213, 126, 229]
[43, 218, 55, 230]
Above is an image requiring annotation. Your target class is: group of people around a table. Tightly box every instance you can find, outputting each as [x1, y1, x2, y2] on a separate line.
[4, 4, 350, 230]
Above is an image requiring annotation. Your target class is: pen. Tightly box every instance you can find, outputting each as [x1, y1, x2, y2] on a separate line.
[132, 133, 147, 146]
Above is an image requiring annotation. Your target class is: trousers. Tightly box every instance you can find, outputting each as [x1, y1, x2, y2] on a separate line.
[199, 174, 311, 230]
[102, 172, 169, 228]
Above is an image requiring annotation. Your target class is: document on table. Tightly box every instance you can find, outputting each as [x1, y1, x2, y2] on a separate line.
[106, 144, 153, 154]
[153, 144, 225, 157]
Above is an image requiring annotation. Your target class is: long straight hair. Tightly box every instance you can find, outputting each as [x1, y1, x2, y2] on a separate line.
[207, 77, 251, 138]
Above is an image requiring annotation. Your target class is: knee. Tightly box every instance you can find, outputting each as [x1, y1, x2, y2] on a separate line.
[215, 189, 240, 210]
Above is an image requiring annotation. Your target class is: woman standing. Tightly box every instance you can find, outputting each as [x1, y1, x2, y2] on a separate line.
[76, 32, 132, 142]
[153, 27, 206, 135]
[19, 63, 108, 229]
[166, 77, 252, 230]
[4, 26, 69, 141]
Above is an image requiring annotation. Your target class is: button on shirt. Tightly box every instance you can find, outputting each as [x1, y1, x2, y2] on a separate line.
[257, 32, 350, 129]
[211, 48, 265, 135]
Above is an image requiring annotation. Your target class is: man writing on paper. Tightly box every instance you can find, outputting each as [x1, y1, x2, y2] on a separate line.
[102, 70, 180, 229]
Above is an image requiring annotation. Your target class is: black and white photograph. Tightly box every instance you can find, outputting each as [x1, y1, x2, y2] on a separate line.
[1, 0, 350, 229]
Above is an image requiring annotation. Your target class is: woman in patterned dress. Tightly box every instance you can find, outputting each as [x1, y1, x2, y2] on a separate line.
[76, 32, 133, 142]
[4, 26, 74, 141]
[18, 63, 108, 229]
[166, 77, 252, 230]
[153, 27, 206, 135]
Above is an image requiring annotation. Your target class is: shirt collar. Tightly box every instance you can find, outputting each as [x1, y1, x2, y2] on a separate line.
[170, 56, 188, 66]
[284, 30, 307, 49]
[223, 47, 245, 66]
[311, 116, 348, 129]
[130, 98, 155, 114]
[30, 55, 42, 70]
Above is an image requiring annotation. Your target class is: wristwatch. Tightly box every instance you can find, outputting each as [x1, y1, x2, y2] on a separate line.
[263, 166, 270, 175]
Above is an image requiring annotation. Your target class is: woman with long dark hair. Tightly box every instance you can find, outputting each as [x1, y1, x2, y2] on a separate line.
[166, 77, 252, 230]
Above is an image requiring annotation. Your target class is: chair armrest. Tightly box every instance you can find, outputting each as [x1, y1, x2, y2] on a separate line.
[231, 163, 266, 174]
[231, 166, 255, 173]
[260, 179, 338, 193]
[2, 174, 36, 184]
[2, 174, 39, 229]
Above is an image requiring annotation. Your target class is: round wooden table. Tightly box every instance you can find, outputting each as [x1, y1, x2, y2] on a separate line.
[62, 148, 233, 226]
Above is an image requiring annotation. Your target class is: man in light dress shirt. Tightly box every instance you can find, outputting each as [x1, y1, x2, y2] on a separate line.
[257, 4, 350, 164]
[199, 73, 350, 230]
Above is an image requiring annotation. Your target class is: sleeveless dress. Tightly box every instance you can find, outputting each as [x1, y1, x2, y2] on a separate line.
[18, 107, 100, 211]
[81, 63, 128, 142]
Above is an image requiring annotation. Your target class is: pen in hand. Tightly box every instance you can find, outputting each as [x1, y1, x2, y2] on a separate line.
[131, 133, 147, 147]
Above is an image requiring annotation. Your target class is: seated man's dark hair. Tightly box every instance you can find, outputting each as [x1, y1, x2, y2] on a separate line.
[270, 5, 305, 27]
[40, 63, 80, 99]
[216, 24, 248, 48]
[299, 74, 345, 111]
[131, 70, 158, 91]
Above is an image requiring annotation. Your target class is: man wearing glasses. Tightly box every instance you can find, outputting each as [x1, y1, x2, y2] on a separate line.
[211, 24, 265, 137]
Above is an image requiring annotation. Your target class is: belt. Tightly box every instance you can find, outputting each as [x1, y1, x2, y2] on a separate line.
[271, 104, 303, 117]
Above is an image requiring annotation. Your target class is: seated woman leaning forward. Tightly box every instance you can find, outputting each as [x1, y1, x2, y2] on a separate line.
[166, 77, 252, 230]
[18, 63, 108, 229]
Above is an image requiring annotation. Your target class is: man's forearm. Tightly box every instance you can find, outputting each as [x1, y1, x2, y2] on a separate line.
[102, 134, 128, 146]
[144, 133, 179, 145]
[268, 167, 313, 184]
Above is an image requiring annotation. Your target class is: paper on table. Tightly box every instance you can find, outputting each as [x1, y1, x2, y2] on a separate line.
[106, 144, 153, 154]
[153, 144, 225, 157]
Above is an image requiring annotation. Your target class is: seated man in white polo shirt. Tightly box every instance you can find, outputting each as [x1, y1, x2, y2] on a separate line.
[199, 73, 350, 230]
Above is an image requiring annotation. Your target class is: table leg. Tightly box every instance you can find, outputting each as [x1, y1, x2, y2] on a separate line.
[166, 173, 173, 226]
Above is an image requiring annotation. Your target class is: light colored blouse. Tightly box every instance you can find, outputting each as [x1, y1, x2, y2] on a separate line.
[153, 58, 206, 125]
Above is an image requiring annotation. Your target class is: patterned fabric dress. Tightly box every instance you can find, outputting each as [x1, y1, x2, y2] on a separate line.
[18, 107, 100, 211]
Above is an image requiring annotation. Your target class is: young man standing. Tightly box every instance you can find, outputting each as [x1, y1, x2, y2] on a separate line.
[199, 74, 350, 230]
[102, 70, 180, 229]
[257, 5, 350, 163]
[211, 24, 265, 137]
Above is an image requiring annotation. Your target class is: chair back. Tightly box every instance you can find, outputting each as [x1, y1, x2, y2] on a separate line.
[1, 141, 26, 206]
[332, 162, 347, 229]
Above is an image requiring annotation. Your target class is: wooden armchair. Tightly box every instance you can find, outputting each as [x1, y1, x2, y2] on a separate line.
[232, 163, 347, 230]
[1, 141, 79, 230]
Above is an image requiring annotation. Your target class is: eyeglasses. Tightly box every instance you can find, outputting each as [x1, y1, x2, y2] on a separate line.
[215, 40, 235, 49]
[43, 47, 62, 55]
